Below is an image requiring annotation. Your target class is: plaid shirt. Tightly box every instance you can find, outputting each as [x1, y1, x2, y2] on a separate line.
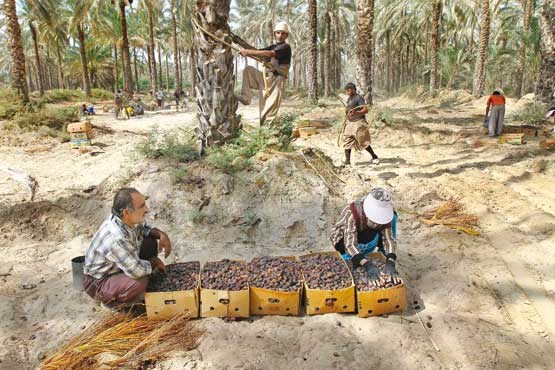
[330, 199, 396, 265]
[84, 214, 154, 279]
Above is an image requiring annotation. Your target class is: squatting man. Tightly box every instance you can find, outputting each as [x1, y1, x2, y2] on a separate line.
[83, 188, 172, 309]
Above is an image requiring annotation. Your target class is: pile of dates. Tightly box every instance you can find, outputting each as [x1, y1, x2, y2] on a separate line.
[147, 262, 200, 292]
[350, 259, 404, 291]
[201, 259, 249, 291]
[248, 256, 302, 292]
[300, 253, 352, 290]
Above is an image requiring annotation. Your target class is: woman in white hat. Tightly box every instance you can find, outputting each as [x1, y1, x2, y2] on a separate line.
[330, 188, 400, 285]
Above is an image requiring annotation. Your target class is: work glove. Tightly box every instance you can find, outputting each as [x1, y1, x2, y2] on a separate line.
[383, 258, 401, 285]
[363, 259, 381, 287]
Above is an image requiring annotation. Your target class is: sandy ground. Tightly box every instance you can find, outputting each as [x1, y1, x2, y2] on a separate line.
[0, 94, 554, 370]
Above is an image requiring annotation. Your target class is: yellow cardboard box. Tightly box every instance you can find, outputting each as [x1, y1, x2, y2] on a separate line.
[249, 256, 302, 316]
[144, 262, 201, 320]
[301, 251, 356, 315]
[355, 253, 407, 318]
[200, 260, 250, 318]
[70, 139, 91, 149]
[67, 121, 92, 134]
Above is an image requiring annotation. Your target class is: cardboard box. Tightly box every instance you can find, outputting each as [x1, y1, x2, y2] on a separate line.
[355, 253, 407, 318]
[301, 252, 356, 315]
[200, 260, 249, 318]
[145, 290, 200, 320]
[67, 121, 92, 134]
[299, 127, 317, 138]
[70, 139, 91, 149]
[70, 131, 90, 141]
[249, 256, 302, 316]
[144, 262, 201, 320]
[540, 138, 555, 150]
[499, 133, 525, 145]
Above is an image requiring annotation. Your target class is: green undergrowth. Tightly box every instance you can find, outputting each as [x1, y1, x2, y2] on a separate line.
[511, 101, 547, 125]
[8, 106, 80, 132]
[206, 113, 297, 174]
[136, 127, 199, 163]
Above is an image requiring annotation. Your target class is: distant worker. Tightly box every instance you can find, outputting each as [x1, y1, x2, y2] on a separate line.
[339, 83, 379, 166]
[114, 90, 123, 119]
[156, 90, 164, 108]
[174, 89, 181, 111]
[236, 21, 291, 126]
[81, 103, 90, 116]
[330, 188, 400, 286]
[485, 89, 506, 137]
[83, 187, 172, 311]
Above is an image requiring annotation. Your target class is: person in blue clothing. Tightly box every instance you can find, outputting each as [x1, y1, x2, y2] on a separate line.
[329, 188, 400, 286]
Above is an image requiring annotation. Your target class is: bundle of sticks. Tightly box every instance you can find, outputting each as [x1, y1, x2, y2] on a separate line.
[420, 198, 479, 236]
[41, 313, 202, 370]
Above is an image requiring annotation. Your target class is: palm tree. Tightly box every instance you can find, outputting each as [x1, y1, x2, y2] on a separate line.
[3, 0, 30, 103]
[356, 0, 374, 105]
[143, 0, 159, 92]
[170, 0, 181, 93]
[472, 0, 490, 97]
[65, 0, 94, 97]
[535, 0, 555, 104]
[193, 0, 240, 150]
[515, 0, 534, 97]
[429, 0, 442, 92]
[307, 0, 318, 102]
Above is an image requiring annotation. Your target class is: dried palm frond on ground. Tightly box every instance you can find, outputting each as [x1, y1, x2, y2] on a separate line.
[41, 313, 203, 370]
[420, 199, 480, 236]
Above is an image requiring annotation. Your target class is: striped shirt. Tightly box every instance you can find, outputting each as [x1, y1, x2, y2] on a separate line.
[330, 199, 396, 265]
[84, 215, 154, 279]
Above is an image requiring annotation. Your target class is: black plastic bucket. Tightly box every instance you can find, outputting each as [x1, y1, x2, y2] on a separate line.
[71, 256, 85, 291]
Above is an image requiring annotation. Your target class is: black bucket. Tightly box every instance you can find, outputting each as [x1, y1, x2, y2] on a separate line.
[71, 256, 85, 291]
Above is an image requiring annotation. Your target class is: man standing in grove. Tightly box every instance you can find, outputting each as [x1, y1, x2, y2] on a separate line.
[340, 83, 379, 166]
[236, 21, 291, 126]
[485, 89, 506, 137]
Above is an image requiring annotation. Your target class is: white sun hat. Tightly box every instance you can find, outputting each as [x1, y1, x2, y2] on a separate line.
[274, 21, 290, 34]
[363, 188, 394, 225]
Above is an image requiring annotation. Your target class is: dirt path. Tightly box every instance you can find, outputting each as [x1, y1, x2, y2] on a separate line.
[0, 97, 554, 370]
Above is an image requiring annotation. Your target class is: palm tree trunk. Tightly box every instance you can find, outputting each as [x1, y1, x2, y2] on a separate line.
[158, 46, 163, 88]
[119, 0, 133, 96]
[324, 9, 331, 96]
[170, 0, 181, 93]
[3, 0, 29, 103]
[189, 48, 196, 93]
[535, 0, 555, 103]
[319, 47, 325, 95]
[193, 1, 240, 149]
[29, 22, 44, 96]
[77, 24, 91, 97]
[356, 0, 374, 105]
[473, 0, 490, 97]
[165, 54, 170, 90]
[515, 0, 533, 97]
[133, 48, 140, 92]
[147, 4, 158, 92]
[307, 0, 318, 102]
[113, 43, 119, 92]
[386, 30, 391, 94]
[429, 0, 442, 92]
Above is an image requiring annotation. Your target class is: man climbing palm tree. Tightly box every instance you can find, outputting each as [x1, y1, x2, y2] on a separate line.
[236, 21, 291, 126]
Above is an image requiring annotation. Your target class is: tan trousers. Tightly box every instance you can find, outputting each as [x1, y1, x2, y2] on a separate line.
[240, 65, 288, 125]
[342, 119, 372, 150]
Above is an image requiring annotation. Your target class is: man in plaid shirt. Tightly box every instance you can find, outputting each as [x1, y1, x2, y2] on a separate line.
[83, 187, 172, 309]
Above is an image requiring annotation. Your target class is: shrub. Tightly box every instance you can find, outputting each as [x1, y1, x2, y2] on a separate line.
[136, 128, 199, 163]
[368, 107, 394, 126]
[511, 101, 547, 125]
[40, 89, 84, 103]
[11, 106, 80, 131]
[90, 89, 114, 100]
[0, 88, 22, 119]
[170, 167, 188, 183]
[206, 115, 296, 174]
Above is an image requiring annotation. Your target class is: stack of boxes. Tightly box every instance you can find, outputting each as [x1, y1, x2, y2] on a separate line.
[67, 121, 92, 149]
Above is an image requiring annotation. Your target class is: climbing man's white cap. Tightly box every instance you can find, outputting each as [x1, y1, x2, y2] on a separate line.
[274, 21, 290, 34]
